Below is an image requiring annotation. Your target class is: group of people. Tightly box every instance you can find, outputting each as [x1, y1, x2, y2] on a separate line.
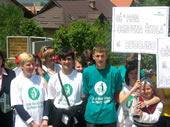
[0, 44, 169, 127]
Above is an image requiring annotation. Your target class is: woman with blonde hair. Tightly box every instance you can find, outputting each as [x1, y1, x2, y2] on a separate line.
[40, 46, 61, 82]
[10, 52, 48, 127]
[40, 46, 61, 125]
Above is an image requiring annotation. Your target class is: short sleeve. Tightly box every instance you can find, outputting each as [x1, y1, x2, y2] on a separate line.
[83, 68, 89, 95]
[114, 69, 123, 93]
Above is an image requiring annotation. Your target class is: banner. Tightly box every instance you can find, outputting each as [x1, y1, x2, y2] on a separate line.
[112, 7, 169, 54]
[157, 38, 170, 88]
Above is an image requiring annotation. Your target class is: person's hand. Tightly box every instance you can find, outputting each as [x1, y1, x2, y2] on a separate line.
[137, 101, 148, 109]
[37, 67, 44, 77]
[135, 89, 140, 97]
[135, 108, 143, 117]
[40, 120, 48, 127]
[132, 80, 141, 92]
[29, 121, 39, 127]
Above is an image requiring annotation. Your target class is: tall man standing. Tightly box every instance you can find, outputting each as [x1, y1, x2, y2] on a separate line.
[83, 45, 122, 127]
[48, 47, 85, 127]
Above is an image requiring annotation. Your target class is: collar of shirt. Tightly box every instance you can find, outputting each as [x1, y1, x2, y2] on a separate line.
[1, 67, 8, 76]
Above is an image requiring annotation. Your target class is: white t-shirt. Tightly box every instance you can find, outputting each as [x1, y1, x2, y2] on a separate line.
[13, 66, 22, 76]
[48, 70, 83, 109]
[117, 83, 135, 127]
[42, 63, 61, 76]
[10, 72, 48, 127]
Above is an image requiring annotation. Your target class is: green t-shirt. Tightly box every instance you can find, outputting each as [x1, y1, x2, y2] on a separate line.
[83, 64, 122, 124]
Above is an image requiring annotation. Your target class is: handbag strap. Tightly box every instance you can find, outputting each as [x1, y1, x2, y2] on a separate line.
[58, 72, 71, 107]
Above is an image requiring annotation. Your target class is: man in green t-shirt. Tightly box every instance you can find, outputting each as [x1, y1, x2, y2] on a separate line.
[83, 44, 122, 127]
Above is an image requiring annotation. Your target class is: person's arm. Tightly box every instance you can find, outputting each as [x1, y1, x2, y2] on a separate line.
[42, 100, 48, 119]
[155, 88, 170, 105]
[119, 80, 140, 104]
[137, 96, 160, 109]
[15, 105, 39, 127]
[136, 102, 163, 123]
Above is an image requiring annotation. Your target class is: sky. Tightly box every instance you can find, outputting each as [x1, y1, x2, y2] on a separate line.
[17, 0, 48, 3]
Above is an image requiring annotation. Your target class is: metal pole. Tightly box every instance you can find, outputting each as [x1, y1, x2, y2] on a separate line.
[138, 53, 141, 80]
[137, 53, 141, 105]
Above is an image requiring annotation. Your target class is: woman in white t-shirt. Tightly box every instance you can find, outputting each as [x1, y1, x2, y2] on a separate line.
[40, 46, 61, 125]
[118, 65, 141, 127]
[10, 52, 48, 127]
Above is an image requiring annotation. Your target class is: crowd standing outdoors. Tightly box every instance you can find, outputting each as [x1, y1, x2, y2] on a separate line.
[0, 44, 170, 127]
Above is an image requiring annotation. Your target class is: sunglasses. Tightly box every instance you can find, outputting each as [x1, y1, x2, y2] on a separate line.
[43, 46, 52, 53]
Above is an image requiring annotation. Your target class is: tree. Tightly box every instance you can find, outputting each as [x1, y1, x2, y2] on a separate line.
[53, 20, 96, 55]
[0, 4, 24, 55]
[0, 3, 45, 55]
[133, 0, 170, 6]
[53, 18, 125, 66]
[19, 19, 45, 36]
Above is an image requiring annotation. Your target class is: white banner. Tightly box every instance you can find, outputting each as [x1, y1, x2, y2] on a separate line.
[112, 7, 169, 54]
[157, 38, 170, 88]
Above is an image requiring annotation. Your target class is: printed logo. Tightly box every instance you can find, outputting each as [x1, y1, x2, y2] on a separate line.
[28, 87, 40, 100]
[62, 84, 73, 97]
[94, 81, 107, 96]
[126, 96, 134, 108]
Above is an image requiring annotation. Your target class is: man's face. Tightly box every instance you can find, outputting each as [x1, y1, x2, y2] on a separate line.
[60, 56, 73, 71]
[21, 60, 34, 77]
[93, 52, 107, 69]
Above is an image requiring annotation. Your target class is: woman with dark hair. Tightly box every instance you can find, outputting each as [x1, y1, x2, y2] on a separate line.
[0, 51, 16, 127]
[117, 65, 141, 127]
[81, 49, 94, 68]
[33, 55, 48, 90]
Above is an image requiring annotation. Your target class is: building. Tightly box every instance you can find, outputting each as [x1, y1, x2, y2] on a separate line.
[22, 2, 43, 15]
[34, 0, 115, 34]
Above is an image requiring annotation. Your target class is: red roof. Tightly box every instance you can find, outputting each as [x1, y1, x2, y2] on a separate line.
[110, 0, 133, 7]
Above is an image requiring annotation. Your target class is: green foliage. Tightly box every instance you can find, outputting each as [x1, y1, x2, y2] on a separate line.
[141, 54, 156, 71]
[53, 18, 125, 66]
[19, 19, 45, 36]
[5, 59, 17, 70]
[134, 0, 170, 6]
[0, 3, 45, 57]
[53, 20, 96, 55]
[53, 24, 70, 54]
[0, 3, 24, 55]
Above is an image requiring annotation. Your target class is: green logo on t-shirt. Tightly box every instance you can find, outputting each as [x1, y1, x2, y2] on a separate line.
[62, 84, 73, 97]
[126, 96, 135, 108]
[94, 81, 107, 96]
[28, 87, 40, 100]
